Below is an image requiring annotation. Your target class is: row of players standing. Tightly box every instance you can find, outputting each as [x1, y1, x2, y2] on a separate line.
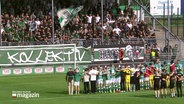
[66, 64, 136, 95]
[66, 60, 183, 97]
[152, 60, 183, 98]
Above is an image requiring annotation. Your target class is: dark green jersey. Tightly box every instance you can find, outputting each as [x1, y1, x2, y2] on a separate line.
[115, 69, 121, 78]
[74, 72, 83, 82]
[110, 67, 116, 78]
[98, 71, 103, 80]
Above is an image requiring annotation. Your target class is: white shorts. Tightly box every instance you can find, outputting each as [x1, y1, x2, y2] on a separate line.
[97, 79, 103, 84]
[140, 79, 144, 83]
[115, 77, 121, 84]
[144, 77, 149, 82]
[74, 81, 80, 86]
[106, 80, 110, 85]
[111, 78, 116, 83]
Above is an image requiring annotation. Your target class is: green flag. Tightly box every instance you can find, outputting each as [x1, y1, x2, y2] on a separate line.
[57, 6, 83, 28]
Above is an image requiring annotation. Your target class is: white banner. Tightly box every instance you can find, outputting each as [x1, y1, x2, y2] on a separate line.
[56, 66, 65, 73]
[34, 67, 43, 74]
[2, 69, 11, 75]
[13, 68, 22, 75]
[150, 0, 181, 15]
[45, 67, 54, 73]
[24, 68, 32, 74]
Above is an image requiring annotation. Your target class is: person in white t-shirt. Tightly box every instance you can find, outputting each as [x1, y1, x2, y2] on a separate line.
[95, 14, 101, 23]
[83, 68, 90, 94]
[86, 14, 92, 24]
[89, 67, 99, 93]
[35, 18, 41, 27]
[113, 25, 121, 36]
[127, 21, 133, 30]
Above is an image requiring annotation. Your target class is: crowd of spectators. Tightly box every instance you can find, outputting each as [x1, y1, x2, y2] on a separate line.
[1, 0, 156, 46]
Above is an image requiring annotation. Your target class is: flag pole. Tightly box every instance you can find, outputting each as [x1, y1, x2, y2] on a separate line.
[101, 0, 104, 44]
[0, 0, 2, 46]
[52, 0, 55, 44]
[167, 0, 170, 61]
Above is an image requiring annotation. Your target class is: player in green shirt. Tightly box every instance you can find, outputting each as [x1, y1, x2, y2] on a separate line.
[176, 60, 184, 86]
[97, 67, 103, 93]
[109, 64, 116, 93]
[103, 66, 111, 93]
[74, 69, 83, 95]
[139, 65, 145, 90]
[162, 61, 171, 88]
[176, 60, 183, 74]
[155, 59, 162, 72]
[115, 65, 121, 92]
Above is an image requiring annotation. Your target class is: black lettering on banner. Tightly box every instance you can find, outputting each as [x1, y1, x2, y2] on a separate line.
[98, 49, 119, 60]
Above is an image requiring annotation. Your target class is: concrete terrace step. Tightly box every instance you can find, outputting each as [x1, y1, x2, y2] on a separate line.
[155, 29, 184, 60]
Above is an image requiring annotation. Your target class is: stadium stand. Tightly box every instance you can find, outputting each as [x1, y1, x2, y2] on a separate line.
[1, 0, 181, 61]
[1, 0, 155, 45]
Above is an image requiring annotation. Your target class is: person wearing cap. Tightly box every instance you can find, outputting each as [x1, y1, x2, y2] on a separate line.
[66, 67, 75, 95]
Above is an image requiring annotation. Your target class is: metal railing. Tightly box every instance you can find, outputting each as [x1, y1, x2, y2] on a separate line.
[1, 37, 146, 47]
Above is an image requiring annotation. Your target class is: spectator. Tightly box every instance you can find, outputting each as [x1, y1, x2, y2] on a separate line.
[172, 44, 178, 60]
[1, 0, 156, 47]
[113, 25, 121, 36]
[163, 44, 172, 53]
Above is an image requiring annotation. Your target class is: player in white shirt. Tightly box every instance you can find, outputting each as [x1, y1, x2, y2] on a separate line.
[89, 67, 98, 93]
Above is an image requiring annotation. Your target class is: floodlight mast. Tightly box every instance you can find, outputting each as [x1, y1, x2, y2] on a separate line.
[101, 0, 104, 44]
[52, 0, 55, 44]
[167, 0, 171, 61]
[0, 0, 2, 46]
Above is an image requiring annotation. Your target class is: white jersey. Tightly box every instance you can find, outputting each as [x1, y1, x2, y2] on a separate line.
[89, 69, 98, 81]
[83, 74, 90, 82]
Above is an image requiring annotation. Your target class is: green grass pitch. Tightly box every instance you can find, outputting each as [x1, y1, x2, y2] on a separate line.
[0, 73, 183, 104]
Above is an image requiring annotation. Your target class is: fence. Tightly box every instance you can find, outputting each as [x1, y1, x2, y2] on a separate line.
[129, 0, 184, 61]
